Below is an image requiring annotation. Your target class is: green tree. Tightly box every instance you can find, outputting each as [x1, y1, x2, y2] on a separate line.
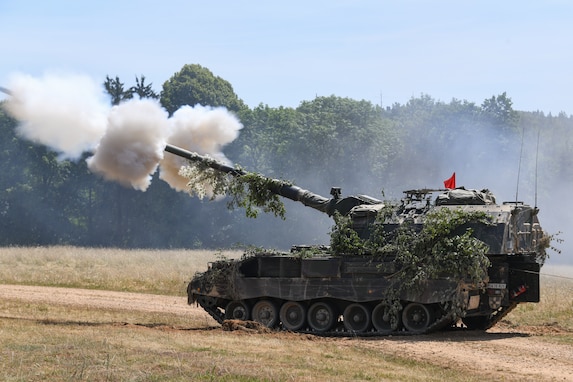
[130, 75, 158, 99]
[382, 94, 523, 192]
[481, 92, 519, 130]
[0, 106, 81, 245]
[232, 105, 302, 173]
[294, 96, 397, 195]
[160, 64, 247, 115]
[103, 76, 133, 105]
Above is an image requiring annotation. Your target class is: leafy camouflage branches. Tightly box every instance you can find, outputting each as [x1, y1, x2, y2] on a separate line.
[180, 162, 287, 219]
[331, 206, 493, 322]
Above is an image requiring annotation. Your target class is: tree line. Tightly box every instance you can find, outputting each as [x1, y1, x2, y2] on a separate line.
[0, 64, 571, 250]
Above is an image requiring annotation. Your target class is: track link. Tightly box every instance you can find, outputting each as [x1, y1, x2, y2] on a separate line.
[483, 302, 518, 330]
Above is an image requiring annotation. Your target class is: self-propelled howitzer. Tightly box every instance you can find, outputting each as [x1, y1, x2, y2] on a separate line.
[164, 144, 547, 335]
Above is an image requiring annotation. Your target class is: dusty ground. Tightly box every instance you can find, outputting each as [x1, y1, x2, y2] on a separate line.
[1, 284, 572, 381]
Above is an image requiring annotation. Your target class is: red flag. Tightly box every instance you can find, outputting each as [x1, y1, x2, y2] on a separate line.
[443, 172, 456, 189]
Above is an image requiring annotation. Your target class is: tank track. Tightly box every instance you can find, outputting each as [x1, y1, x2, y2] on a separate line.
[299, 310, 455, 337]
[198, 300, 226, 325]
[196, 299, 458, 337]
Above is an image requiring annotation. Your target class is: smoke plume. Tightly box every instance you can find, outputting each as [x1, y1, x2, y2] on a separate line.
[2, 72, 242, 192]
[4, 73, 108, 159]
[87, 99, 170, 191]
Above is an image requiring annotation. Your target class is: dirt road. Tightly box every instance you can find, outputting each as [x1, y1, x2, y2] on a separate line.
[2, 284, 572, 381]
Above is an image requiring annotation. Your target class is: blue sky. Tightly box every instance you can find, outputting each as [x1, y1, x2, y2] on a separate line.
[1, 0, 573, 114]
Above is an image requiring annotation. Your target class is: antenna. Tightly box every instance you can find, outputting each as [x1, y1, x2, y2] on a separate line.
[515, 124, 525, 202]
[534, 128, 541, 208]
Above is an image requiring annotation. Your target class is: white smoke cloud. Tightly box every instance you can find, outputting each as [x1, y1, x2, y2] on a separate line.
[160, 105, 243, 191]
[2, 72, 243, 193]
[87, 99, 170, 191]
[4, 72, 108, 159]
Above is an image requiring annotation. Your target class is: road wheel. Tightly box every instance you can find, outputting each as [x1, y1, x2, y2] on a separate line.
[279, 301, 306, 331]
[307, 302, 336, 332]
[251, 300, 279, 328]
[225, 300, 250, 320]
[343, 303, 371, 333]
[372, 302, 401, 333]
[402, 303, 433, 333]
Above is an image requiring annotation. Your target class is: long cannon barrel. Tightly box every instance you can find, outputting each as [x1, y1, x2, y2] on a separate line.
[165, 143, 247, 177]
[164, 144, 379, 216]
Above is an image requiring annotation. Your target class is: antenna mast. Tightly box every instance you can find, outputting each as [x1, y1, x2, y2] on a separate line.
[535, 128, 541, 208]
[515, 125, 525, 202]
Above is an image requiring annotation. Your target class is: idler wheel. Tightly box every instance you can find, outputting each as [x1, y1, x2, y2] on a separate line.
[372, 302, 401, 333]
[225, 301, 250, 321]
[402, 303, 434, 333]
[307, 302, 336, 332]
[343, 303, 371, 333]
[251, 300, 279, 328]
[279, 301, 307, 331]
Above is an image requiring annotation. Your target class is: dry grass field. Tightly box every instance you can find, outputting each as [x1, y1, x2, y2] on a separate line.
[0, 246, 243, 296]
[1, 247, 572, 381]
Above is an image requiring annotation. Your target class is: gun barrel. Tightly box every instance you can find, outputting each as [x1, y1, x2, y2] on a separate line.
[164, 144, 245, 176]
[0, 87, 12, 96]
[163, 143, 334, 214]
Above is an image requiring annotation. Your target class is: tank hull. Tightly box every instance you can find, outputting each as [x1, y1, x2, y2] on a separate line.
[188, 249, 541, 335]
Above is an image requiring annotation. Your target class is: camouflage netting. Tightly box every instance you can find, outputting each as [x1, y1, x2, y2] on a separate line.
[331, 207, 493, 322]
